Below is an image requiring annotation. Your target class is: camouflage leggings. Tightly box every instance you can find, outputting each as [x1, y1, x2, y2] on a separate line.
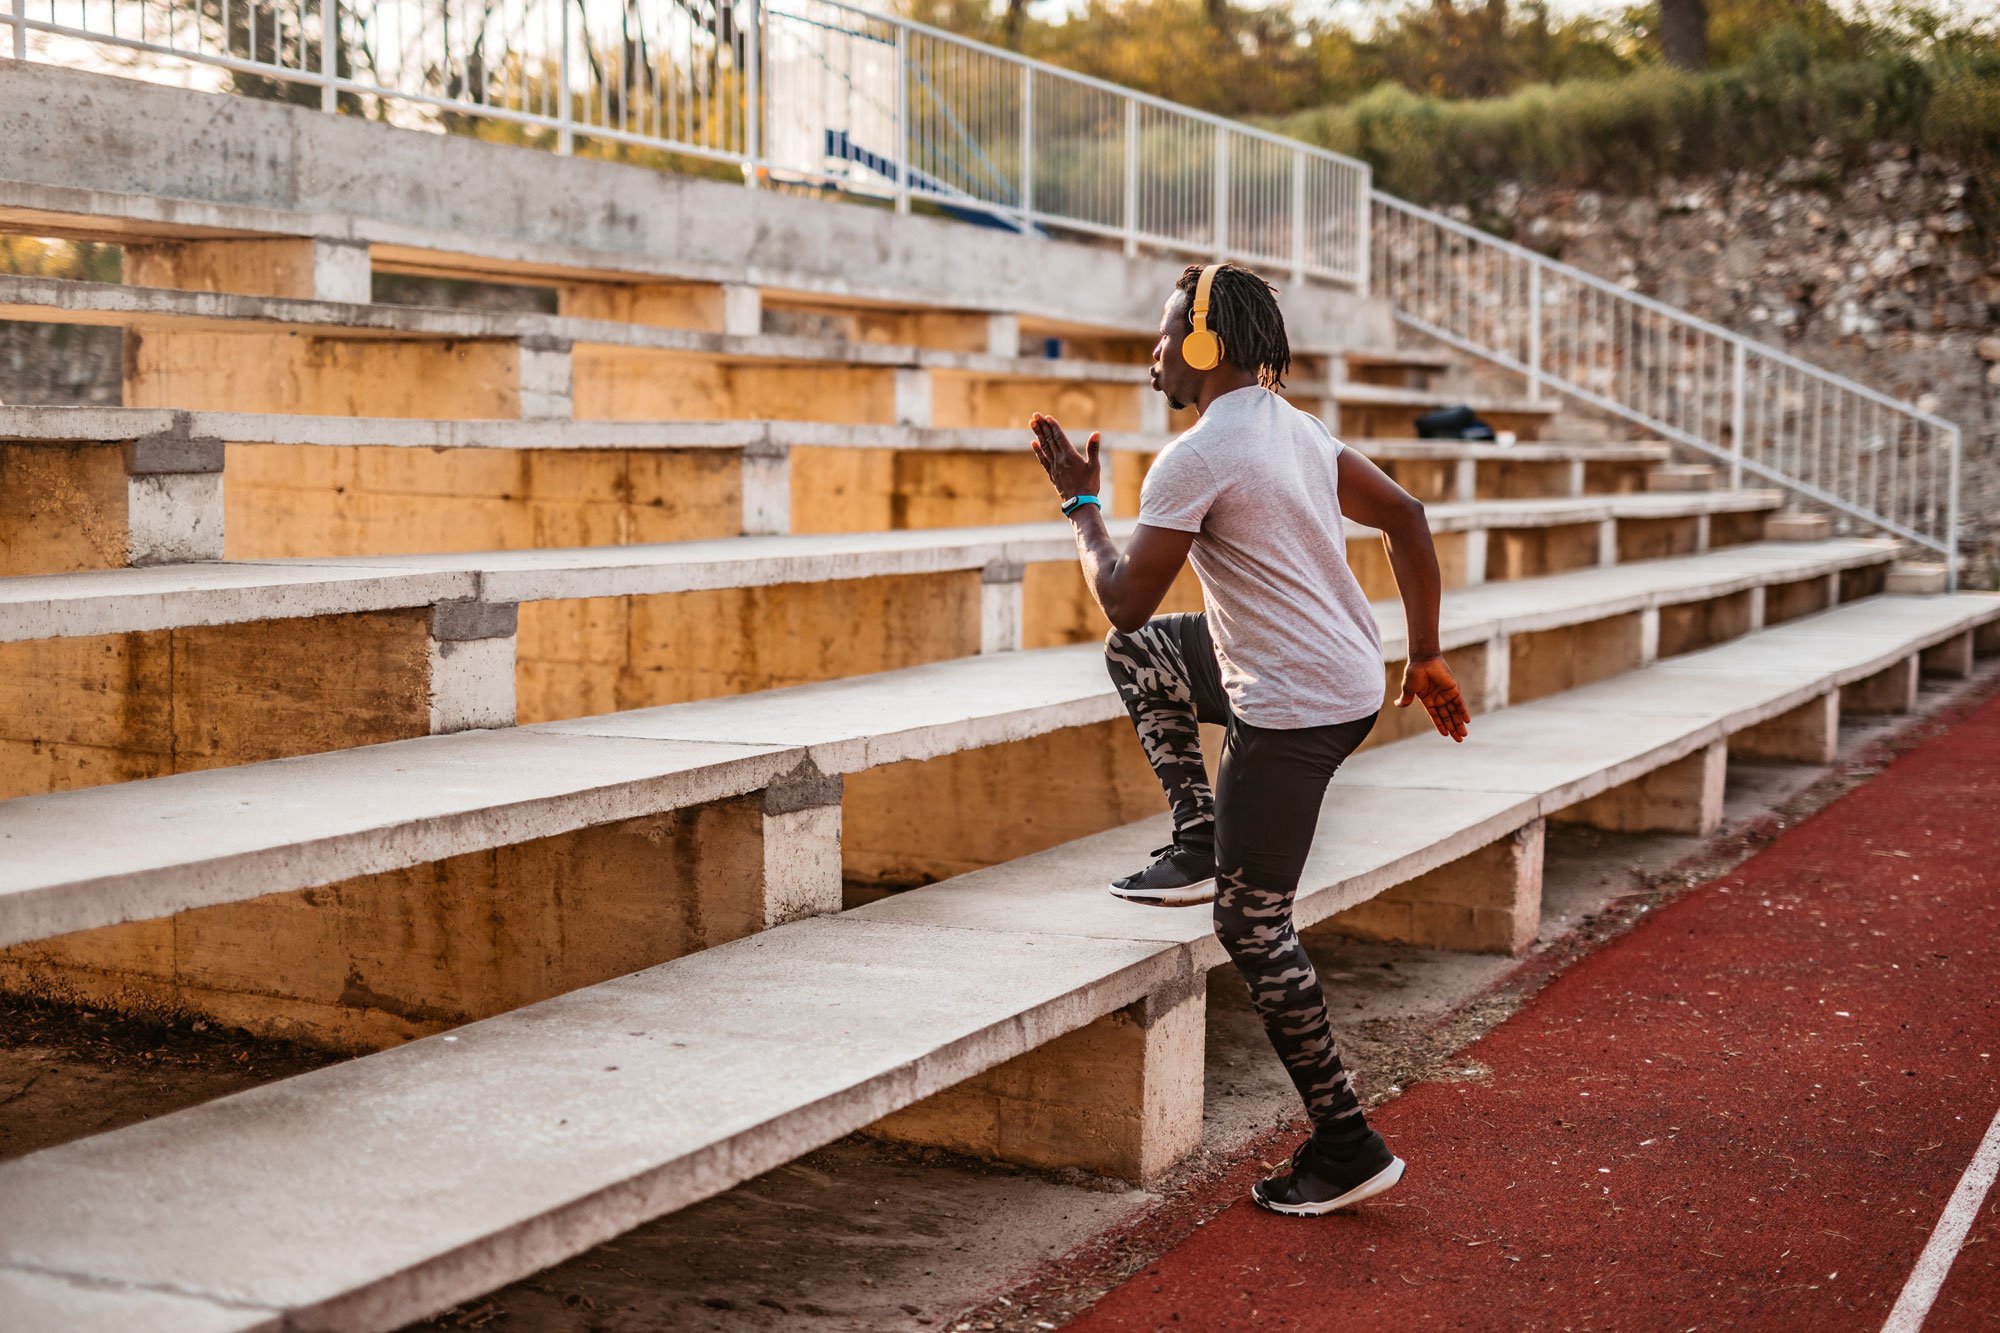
[1104, 613, 1380, 1147]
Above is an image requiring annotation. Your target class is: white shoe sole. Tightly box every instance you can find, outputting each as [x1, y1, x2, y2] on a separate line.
[1108, 877, 1216, 907]
[1251, 1155, 1406, 1217]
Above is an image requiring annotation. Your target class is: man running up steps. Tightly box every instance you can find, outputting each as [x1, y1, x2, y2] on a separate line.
[1028, 261, 1469, 1217]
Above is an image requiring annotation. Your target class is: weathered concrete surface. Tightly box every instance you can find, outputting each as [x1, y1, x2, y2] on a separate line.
[0, 66, 1392, 350]
[1325, 818, 1545, 955]
[0, 792, 833, 1053]
[0, 730, 798, 948]
[1731, 690, 1841, 764]
[870, 981, 1207, 1183]
[0, 1268, 266, 1333]
[0, 607, 439, 800]
[0, 561, 476, 642]
[0, 916, 1190, 1331]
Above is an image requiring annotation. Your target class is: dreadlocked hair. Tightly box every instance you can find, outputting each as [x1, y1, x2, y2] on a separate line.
[1176, 262, 1291, 390]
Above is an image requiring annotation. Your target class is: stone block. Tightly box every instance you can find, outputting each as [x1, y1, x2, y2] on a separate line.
[1841, 656, 1918, 715]
[1919, 630, 1975, 679]
[740, 442, 791, 536]
[1765, 512, 1833, 542]
[1317, 820, 1544, 956]
[1886, 563, 1948, 596]
[1552, 740, 1726, 836]
[980, 561, 1026, 655]
[1730, 692, 1839, 765]
[868, 978, 1205, 1182]
[1645, 464, 1716, 492]
[1485, 521, 1601, 582]
[789, 447, 1054, 534]
[427, 604, 518, 734]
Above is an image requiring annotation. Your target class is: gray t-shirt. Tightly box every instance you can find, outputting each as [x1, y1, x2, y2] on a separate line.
[1137, 385, 1384, 729]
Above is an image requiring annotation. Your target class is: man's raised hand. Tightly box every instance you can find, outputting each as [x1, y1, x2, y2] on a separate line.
[1028, 413, 1101, 502]
[1396, 654, 1470, 743]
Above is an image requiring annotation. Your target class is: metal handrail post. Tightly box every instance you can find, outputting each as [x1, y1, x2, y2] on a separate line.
[743, 0, 760, 184]
[1123, 100, 1138, 258]
[557, 0, 573, 154]
[10, 0, 25, 61]
[893, 24, 910, 214]
[1729, 341, 1746, 490]
[1212, 128, 1229, 257]
[1354, 176, 1371, 296]
[1019, 64, 1032, 226]
[1945, 426, 1962, 592]
[1526, 263, 1543, 402]
[321, 0, 336, 114]
[1289, 152, 1305, 286]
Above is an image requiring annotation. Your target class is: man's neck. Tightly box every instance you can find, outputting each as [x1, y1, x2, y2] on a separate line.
[1195, 371, 1262, 415]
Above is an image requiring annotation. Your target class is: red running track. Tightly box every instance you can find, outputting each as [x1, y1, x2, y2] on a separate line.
[1068, 690, 2000, 1332]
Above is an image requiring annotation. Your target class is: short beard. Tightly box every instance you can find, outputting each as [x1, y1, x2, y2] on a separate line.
[1167, 395, 1189, 412]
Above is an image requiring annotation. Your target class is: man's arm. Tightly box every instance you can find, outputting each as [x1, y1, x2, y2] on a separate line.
[1029, 414, 1194, 633]
[1335, 447, 1470, 742]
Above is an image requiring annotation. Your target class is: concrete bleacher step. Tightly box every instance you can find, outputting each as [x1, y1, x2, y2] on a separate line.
[0, 273, 1172, 433]
[0, 406, 1677, 573]
[0, 494, 1794, 802]
[1, 591, 1994, 1333]
[0, 539, 1908, 1048]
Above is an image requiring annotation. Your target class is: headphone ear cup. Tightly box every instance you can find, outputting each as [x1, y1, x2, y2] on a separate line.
[1182, 328, 1222, 372]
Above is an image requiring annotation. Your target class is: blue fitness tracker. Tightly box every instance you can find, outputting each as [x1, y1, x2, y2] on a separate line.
[1061, 493, 1100, 517]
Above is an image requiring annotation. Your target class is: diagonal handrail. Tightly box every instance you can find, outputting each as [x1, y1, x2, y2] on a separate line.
[1373, 193, 1961, 587]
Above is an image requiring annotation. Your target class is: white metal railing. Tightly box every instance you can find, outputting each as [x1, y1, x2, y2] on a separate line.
[3, 0, 1371, 287]
[1373, 194, 1963, 585]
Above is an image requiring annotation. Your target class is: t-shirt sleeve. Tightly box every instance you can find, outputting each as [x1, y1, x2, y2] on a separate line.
[1137, 446, 1223, 534]
[1303, 410, 1345, 457]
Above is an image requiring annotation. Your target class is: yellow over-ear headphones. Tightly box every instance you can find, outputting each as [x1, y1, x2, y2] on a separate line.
[1181, 263, 1225, 372]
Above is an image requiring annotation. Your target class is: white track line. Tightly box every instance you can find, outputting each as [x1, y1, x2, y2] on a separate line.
[1881, 1101, 2000, 1332]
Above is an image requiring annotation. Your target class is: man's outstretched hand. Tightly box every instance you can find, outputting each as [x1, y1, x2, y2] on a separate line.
[1029, 413, 1101, 502]
[1397, 654, 1470, 742]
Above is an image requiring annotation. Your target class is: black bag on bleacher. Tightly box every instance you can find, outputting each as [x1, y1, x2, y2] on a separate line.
[1413, 404, 1497, 441]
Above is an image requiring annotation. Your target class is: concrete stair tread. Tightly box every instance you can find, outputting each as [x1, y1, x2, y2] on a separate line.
[1330, 381, 1555, 413]
[3, 594, 1994, 1330]
[0, 911, 1177, 1330]
[0, 540, 1903, 946]
[0, 274, 1151, 382]
[0, 404, 1670, 463]
[1350, 438, 1671, 463]
[0, 559, 478, 643]
[1327, 595, 2000, 809]
[1, 493, 1789, 642]
[0, 729, 799, 947]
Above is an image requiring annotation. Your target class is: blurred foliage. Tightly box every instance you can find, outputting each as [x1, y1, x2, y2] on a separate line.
[0, 237, 121, 282]
[898, 1, 2000, 206]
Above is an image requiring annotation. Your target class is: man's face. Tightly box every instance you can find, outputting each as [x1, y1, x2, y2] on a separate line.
[1150, 288, 1198, 413]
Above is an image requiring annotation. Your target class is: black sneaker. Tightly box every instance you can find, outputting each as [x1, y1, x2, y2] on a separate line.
[1250, 1131, 1405, 1217]
[1108, 843, 1217, 907]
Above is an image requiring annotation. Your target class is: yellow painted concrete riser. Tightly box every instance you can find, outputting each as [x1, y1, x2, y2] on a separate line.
[0, 797, 771, 1054]
[224, 444, 743, 558]
[0, 609, 433, 800]
[125, 331, 521, 419]
[0, 444, 129, 574]
[515, 571, 985, 722]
